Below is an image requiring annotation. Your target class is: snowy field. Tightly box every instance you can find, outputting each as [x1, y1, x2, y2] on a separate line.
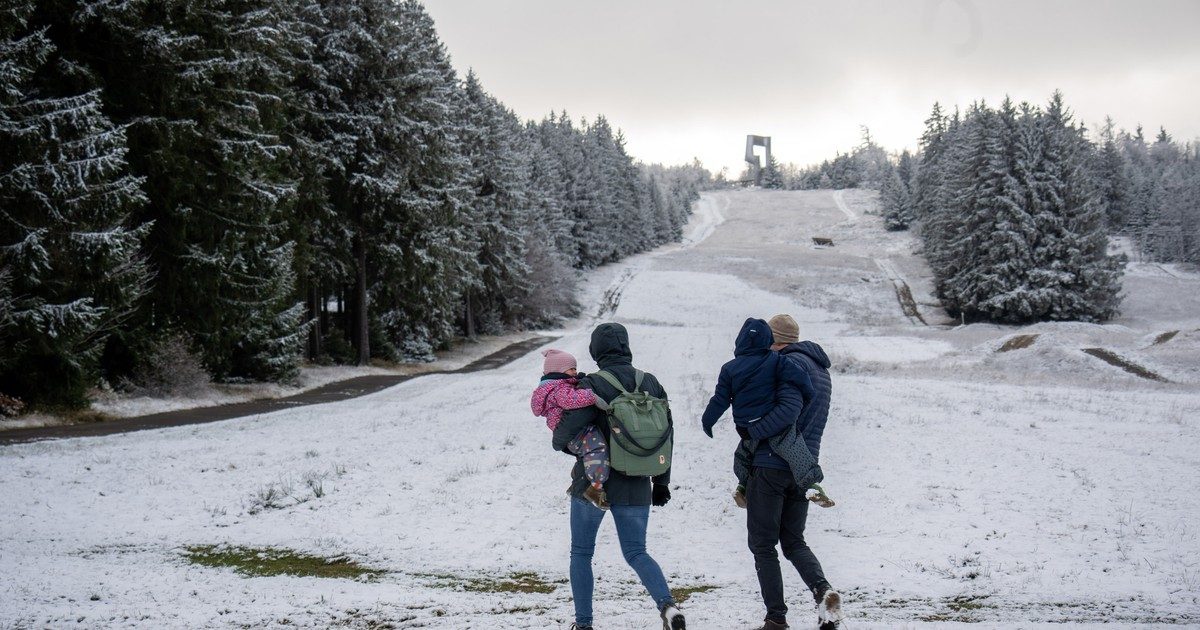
[2, 190, 1199, 628]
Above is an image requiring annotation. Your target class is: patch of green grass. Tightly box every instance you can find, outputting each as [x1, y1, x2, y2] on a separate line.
[670, 584, 718, 604]
[185, 545, 384, 580]
[417, 571, 559, 594]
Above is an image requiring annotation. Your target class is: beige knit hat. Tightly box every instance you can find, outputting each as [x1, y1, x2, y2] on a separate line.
[767, 314, 799, 344]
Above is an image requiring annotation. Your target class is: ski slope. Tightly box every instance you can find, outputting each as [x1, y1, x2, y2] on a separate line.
[2, 190, 1198, 628]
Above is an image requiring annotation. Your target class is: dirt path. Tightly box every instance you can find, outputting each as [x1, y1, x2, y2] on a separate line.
[875, 257, 929, 325]
[0, 335, 557, 445]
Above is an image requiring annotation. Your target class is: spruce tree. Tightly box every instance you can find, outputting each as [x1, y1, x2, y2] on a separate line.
[66, 0, 305, 381]
[0, 7, 150, 406]
[459, 71, 531, 335]
[369, 0, 475, 359]
[760, 153, 784, 189]
[880, 166, 912, 231]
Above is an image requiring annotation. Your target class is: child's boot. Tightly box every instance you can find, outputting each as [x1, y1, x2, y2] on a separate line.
[732, 485, 747, 509]
[584, 483, 610, 510]
[806, 483, 835, 508]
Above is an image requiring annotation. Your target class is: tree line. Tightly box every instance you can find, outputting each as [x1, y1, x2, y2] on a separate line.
[0, 0, 708, 410]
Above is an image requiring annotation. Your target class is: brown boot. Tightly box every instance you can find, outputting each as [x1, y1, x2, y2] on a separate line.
[583, 484, 609, 510]
[755, 619, 788, 630]
[733, 485, 747, 509]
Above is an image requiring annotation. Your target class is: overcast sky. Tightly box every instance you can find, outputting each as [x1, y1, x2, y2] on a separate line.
[424, 0, 1200, 175]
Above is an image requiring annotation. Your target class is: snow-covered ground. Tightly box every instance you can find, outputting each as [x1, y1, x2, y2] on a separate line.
[2, 190, 1198, 628]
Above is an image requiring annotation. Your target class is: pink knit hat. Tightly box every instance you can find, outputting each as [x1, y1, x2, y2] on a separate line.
[542, 348, 577, 374]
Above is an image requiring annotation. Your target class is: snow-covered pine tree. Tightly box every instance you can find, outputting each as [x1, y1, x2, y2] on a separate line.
[580, 116, 625, 265]
[1141, 128, 1185, 262]
[911, 94, 1121, 323]
[918, 107, 964, 284]
[513, 121, 579, 325]
[368, 0, 476, 360]
[852, 126, 890, 188]
[0, 7, 150, 406]
[67, 0, 305, 381]
[459, 71, 532, 335]
[1012, 94, 1123, 319]
[880, 165, 912, 231]
[760, 153, 784, 189]
[538, 112, 601, 267]
[1095, 117, 1130, 231]
[613, 129, 656, 256]
[524, 118, 578, 262]
[969, 98, 1042, 321]
[280, 0, 348, 362]
[912, 103, 950, 226]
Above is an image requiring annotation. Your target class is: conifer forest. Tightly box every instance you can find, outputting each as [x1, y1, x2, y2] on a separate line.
[0, 0, 709, 408]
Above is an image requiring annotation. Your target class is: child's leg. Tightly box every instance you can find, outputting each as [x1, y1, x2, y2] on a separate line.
[766, 425, 823, 489]
[732, 439, 753, 488]
[568, 425, 610, 487]
[731, 439, 754, 508]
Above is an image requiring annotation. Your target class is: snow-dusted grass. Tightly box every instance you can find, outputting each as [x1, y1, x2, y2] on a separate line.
[1, 191, 1198, 628]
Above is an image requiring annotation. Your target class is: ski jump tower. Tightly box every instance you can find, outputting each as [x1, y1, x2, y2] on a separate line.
[745, 135, 772, 186]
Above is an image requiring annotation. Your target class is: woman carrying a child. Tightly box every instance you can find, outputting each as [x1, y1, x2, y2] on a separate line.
[533, 323, 687, 630]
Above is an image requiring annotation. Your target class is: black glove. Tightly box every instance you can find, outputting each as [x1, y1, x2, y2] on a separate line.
[651, 484, 671, 507]
[736, 425, 751, 440]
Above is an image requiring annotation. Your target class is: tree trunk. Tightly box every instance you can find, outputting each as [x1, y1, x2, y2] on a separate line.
[353, 232, 369, 366]
[320, 281, 330, 337]
[464, 291, 476, 339]
[306, 281, 321, 361]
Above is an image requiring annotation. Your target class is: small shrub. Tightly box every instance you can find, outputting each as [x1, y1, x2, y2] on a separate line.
[121, 333, 211, 397]
[0, 392, 25, 418]
[321, 326, 354, 365]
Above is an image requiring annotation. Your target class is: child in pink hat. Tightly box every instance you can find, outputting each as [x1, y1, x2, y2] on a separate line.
[531, 348, 611, 509]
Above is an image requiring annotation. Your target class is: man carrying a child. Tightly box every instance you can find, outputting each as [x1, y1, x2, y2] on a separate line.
[702, 314, 842, 630]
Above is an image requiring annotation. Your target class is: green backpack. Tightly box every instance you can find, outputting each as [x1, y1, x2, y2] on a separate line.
[592, 370, 673, 477]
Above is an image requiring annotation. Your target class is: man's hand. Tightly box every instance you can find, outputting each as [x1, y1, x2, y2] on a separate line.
[651, 484, 671, 506]
[702, 421, 714, 438]
[736, 425, 751, 440]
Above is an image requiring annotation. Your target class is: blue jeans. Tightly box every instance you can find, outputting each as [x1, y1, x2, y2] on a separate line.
[569, 498, 674, 626]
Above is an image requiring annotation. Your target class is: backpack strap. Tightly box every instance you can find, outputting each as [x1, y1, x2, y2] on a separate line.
[593, 369, 646, 395]
[592, 369, 628, 395]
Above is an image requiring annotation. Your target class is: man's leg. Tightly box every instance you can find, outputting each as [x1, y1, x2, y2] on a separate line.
[611, 504, 675, 611]
[570, 497, 606, 626]
[746, 467, 790, 624]
[778, 486, 831, 596]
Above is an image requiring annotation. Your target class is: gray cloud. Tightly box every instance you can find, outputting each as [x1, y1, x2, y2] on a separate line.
[426, 0, 1200, 173]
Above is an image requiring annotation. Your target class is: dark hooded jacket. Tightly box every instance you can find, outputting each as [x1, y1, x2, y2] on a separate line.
[552, 323, 671, 506]
[700, 318, 815, 435]
[748, 340, 833, 469]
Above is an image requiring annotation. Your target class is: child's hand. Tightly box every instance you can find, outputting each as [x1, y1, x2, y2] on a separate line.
[702, 420, 715, 438]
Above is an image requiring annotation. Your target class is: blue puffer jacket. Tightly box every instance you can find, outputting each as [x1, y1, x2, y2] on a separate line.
[741, 340, 833, 470]
[701, 318, 814, 436]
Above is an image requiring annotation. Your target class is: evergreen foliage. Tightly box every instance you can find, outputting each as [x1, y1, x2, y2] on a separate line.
[0, 0, 709, 407]
[0, 3, 151, 405]
[760, 154, 783, 189]
[913, 94, 1123, 323]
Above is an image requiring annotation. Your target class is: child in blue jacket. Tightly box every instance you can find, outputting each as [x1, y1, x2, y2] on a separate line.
[701, 317, 833, 508]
